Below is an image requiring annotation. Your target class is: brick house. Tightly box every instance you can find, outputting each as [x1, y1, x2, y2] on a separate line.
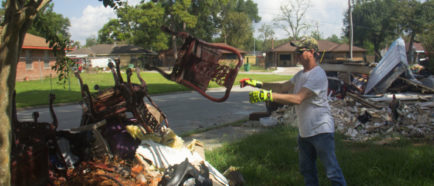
[266, 40, 367, 67]
[16, 33, 57, 81]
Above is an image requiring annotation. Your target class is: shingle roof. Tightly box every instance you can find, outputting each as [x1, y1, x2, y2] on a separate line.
[68, 47, 94, 55]
[271, 40, 366, 52]
[22, 33, 51, 50]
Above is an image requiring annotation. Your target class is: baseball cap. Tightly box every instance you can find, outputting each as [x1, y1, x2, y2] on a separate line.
[290, 37, 319, 51]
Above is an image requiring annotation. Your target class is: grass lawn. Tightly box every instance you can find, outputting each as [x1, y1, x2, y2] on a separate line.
[206, 125, 434, 186]
[15, 71, 291, 108]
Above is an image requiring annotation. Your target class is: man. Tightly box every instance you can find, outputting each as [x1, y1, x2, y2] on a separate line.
[240, 37, 347, 186]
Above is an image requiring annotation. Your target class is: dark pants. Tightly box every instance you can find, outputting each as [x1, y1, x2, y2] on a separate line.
[298, 133, 347, 186]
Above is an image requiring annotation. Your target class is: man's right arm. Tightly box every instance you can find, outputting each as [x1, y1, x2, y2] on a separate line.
[262, 80, 293, 93]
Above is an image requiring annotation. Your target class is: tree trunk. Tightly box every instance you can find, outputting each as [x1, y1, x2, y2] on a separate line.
[407, 32, 416, 65]
[0, 1, 50, 184]
[0, 20, 25, 186]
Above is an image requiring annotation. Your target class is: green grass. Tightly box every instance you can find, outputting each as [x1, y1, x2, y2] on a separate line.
[15, 71, 291, 108]
[206, 125, 434, 186]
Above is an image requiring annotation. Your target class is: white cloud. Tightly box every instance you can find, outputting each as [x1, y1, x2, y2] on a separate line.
[69, 5, 116, 44]
[253, 0, 347, 39]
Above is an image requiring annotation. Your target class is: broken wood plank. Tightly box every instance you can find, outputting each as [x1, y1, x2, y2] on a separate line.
[320, 64, 372, 74]
[347, 92, 383, 110]
[398, 77, 434, 94]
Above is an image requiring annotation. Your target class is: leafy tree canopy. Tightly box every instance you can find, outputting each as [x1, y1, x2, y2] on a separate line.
[27, 2, 71, 41]
[98, 2, 169, 51]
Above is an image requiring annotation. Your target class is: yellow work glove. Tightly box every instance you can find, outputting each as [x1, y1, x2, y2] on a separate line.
[240, 78, 263, 88]
[249, 89, 272, 103]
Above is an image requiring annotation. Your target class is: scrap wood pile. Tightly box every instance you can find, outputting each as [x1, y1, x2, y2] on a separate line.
[11, 58, 239, 186]
[270, 93, 433, 143]
[270, 38, 434, 143]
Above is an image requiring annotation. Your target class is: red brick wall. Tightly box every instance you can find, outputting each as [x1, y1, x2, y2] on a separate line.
[16, 49, 57, 81]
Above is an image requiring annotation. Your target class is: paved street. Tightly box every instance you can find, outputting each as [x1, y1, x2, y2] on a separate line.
[18, 67, 300, 134]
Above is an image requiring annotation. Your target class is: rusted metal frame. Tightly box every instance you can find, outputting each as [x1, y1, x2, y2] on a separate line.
[11, 91, 67, 184]
[75, 72, 98, 126]
[180, 40, 242, 102]
[69, 120, 113, 158]
[122, 68, 155, 133]
[148, 27, 243, 102]
[135, 67, 169, 129]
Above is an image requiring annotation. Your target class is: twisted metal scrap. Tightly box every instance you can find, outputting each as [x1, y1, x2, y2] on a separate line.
[146, 26, 243, 102]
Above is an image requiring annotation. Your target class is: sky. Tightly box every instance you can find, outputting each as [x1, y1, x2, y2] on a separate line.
[52, 0, 348, 45]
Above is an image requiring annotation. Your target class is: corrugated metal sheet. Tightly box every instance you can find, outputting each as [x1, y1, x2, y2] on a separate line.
[364, 38, 408, 94]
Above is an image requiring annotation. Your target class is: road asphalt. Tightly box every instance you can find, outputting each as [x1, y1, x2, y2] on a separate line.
[17, 67, 301, 135]
[17, 86, 267, 134]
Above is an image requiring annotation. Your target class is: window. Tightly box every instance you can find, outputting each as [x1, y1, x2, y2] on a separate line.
[279, 54, 291, 60]
[25, 50, 32, 69]
[44, 51, 50, 68]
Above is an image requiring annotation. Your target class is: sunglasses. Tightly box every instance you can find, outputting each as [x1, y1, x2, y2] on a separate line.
[295, 49, 309, 54]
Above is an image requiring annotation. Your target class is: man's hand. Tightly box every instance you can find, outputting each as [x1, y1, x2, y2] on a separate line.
[249, 89, 272, 103]
[240, 78, 263, 88]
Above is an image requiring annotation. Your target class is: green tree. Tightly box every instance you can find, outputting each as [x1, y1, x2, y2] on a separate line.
[0, 1, 121, 184]
[345, 0, 402, 61]
[400, 0, 433, 64]
[27, 2, 70, 41]
[419, 0, 434, 73]
[98, 2, 168, 51]
[221, 11, 252, 49]
[85, 36, 97, 47]
[98, 19, 124, 44]
[218, 0, 259, 49]
[187, 0, 225, 41]
[327, 34, 341, 43]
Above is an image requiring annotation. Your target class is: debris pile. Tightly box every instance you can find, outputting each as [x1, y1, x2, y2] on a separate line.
[266, 95, 433, 143]
[266, 38, 434, 143]
[330, 97, 433, 142]
[12, 59, 235, 186]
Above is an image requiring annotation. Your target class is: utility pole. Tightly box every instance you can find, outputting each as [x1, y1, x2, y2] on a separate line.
[349, 0, 353, 60]
[253, 37, 256, 56]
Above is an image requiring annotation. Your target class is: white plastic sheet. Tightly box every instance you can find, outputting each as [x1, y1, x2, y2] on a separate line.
[135, 140, 229, 186]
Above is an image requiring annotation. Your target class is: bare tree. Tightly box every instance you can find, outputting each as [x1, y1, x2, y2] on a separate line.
[273, 0, 311, 40]
[258, 23, 275, 50]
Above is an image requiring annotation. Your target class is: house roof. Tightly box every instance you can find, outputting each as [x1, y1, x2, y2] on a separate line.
[22, 33, 51, 50]
[68, 44, 154, 56]
[270, 40, 366, 53]
[406, 42, 425, 52]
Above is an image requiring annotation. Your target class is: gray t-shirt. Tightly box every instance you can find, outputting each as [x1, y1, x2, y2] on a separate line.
[290, 66, 334, 137]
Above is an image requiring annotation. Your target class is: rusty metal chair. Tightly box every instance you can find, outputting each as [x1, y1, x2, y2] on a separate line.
[11, 92, 66, 186]
[145, 26, 244, 102]
[75, 59, 168, 134]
